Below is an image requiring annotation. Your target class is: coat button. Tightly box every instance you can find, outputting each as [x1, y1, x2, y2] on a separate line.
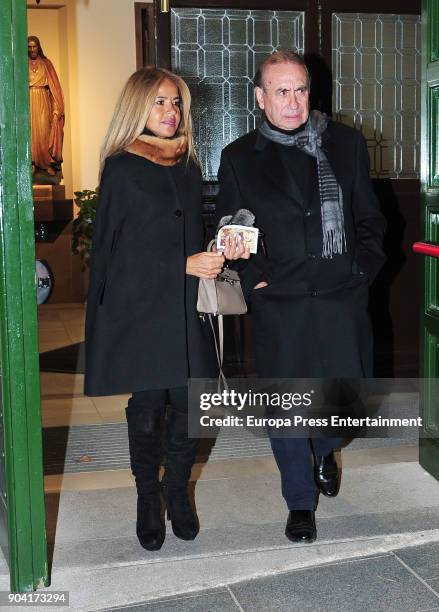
[310, 289, 318, 297]
[304, 209, 312, 217]
[174, 209, 182, 217]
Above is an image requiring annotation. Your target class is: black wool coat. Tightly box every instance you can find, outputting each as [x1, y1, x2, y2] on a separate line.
[216, 121, 386, 378]
[84, 151, 217, 396]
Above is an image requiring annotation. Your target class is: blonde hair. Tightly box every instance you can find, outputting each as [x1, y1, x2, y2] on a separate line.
[99, 66, 197, 181]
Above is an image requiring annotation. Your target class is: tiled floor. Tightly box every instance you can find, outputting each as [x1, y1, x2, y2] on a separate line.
[106, 546, 439, 612]
[39, 304, 129, 428]
[39, 303, 129, 491]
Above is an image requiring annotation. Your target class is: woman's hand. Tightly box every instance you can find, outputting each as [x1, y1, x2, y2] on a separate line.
[223, 234, 250, 260]
[254, 281, 268, 290]
[186, 252, 225, 279]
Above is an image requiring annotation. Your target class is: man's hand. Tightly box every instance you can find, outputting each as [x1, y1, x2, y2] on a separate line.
[223, 234, 250, 260]
[186, 252, 225, 279]
[254, 281, 268, 290]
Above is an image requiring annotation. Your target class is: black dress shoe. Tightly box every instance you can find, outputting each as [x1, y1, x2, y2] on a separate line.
[285, 510, 316, 543]
[314, 451, 340, 497]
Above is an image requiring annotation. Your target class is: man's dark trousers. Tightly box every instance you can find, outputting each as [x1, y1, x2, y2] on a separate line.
[270, 437, 337, 510]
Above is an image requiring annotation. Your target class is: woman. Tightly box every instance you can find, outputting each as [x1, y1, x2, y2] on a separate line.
[85, 66, 246, 551]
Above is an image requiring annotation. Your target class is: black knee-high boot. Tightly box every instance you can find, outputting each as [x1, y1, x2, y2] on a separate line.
[161, 401, 200, 541]
[126, 395, 165, 551]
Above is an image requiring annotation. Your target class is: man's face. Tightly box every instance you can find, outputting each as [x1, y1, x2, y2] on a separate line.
[255, 61, 310, 130]
[28, 41, 39, 60]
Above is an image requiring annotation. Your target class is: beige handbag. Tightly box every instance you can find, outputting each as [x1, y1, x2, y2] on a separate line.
[197, 241, 247, 316]
[197, 266, 247, 316]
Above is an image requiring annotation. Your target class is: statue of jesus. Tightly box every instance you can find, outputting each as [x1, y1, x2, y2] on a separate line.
[28, 36, 65, 181]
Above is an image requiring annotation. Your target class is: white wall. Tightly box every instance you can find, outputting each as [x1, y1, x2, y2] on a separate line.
[72, 0, 139, 191]
[27, 8, 62, 79]
[28, 0, 144, 197]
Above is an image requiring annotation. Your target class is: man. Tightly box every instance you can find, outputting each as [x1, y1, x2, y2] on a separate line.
[216, 51, 386, 543]
[28, 36, 64, 177]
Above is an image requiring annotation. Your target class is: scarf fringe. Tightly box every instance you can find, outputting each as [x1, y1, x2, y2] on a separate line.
[323, 227, 347, 259]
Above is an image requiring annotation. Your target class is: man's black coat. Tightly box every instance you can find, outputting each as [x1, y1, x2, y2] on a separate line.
[85, 152, 217, 396]
[216, 121, 386, 378]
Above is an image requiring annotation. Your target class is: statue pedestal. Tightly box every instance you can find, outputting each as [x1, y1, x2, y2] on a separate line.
[33, 185, 72, 223]
[33, 184, 65, 202]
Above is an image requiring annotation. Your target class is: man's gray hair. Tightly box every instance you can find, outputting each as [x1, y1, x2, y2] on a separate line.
[254, 50, 310, 90]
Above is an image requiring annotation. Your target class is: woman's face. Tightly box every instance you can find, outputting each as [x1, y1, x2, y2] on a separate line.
[146, 78, 182, 138]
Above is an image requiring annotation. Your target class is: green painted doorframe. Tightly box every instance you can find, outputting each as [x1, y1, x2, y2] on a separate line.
[0, 0, 49, 592]
[419, 0, 439, 480]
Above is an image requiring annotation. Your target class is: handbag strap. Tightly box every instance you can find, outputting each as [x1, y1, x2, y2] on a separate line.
[206, 238, 229, 390]
[208, 314, 229, 391]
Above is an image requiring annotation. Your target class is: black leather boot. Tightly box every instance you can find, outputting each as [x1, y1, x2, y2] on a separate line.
[126, 397, 165, 551]
[136, 490, 165, 551]
[161, 481, 199, 540]
[162, 404, 199, 541]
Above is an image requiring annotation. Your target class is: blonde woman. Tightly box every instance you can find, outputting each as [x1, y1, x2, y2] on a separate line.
[85, 67, 246, 551]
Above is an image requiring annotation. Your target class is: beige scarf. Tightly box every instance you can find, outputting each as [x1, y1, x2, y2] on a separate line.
[125, 134, 188, 166]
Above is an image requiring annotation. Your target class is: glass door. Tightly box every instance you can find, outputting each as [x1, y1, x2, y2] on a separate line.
[149, 0, 315, 181]
[170, 8, 305, 179]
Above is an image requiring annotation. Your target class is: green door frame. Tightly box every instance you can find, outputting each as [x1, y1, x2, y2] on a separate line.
[419, 0, 439, 479]
[0, 0, 49, 592]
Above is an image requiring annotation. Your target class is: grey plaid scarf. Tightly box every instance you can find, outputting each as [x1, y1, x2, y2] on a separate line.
[259, 110, 346, 258]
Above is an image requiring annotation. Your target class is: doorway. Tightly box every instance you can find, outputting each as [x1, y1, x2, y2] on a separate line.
[137, 0, 422, 377]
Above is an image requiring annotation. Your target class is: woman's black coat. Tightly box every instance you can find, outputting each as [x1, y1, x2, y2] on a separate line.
[85, 152, 217, 396]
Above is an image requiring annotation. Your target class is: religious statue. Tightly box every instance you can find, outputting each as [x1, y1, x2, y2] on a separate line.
[28, 36, 64, 183]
